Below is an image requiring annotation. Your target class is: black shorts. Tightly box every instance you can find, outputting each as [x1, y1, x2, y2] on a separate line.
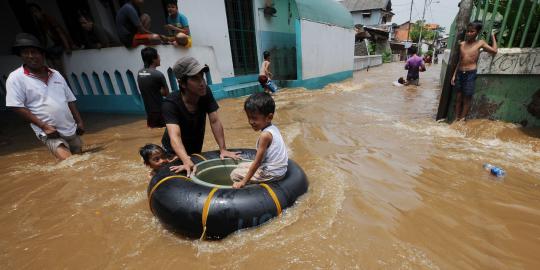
[147, 112, 165, 128]
[454, 70, 477, 96]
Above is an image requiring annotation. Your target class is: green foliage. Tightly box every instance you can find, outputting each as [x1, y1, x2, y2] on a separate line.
[382, 50, 392, 63]
[368, 42, 376, 55]
[409, 21, 440, 43]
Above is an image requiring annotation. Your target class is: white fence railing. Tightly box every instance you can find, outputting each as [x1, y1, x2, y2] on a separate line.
[353, 55, 383, 71]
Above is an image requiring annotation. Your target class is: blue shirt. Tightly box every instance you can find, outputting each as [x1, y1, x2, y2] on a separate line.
[166, 13, 189, 35]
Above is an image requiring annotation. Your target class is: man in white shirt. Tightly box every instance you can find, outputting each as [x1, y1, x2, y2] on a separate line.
[6, 33, 85, 160]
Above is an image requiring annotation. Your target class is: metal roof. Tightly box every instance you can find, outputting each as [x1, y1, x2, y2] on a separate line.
[295, 0, 354, 29]
[340, 0, 391, 12]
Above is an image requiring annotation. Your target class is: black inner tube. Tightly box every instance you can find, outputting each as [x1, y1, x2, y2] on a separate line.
[147, 149, 309, 239]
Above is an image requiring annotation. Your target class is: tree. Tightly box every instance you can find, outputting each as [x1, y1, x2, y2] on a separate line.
[409, 20, 440, 43]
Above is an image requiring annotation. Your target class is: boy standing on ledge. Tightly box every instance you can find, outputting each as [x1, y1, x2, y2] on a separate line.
[452, 21, 498, 121]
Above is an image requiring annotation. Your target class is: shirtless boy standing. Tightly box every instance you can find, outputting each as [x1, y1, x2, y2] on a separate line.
[451, 21, 498, 121]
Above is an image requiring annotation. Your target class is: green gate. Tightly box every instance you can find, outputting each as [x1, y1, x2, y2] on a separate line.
[225, 0, 259, 75]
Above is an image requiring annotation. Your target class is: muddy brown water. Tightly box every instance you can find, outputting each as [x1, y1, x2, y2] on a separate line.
[1, 63, 539, 269]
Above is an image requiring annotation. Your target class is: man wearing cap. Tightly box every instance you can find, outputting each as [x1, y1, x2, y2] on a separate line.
[161, 57, 240, 176]
[5, 33, 85, 161]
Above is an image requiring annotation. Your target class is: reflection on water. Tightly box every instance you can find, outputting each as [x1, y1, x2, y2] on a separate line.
[0, 63, 539, 269]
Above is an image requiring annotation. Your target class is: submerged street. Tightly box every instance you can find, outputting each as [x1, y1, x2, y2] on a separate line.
[1, 62, 539, 269]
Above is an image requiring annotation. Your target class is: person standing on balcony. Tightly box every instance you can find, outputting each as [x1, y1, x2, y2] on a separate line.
[163, 0, 191, 48]
[137, 47, 169, 128]
[115, 0, 161, 48]
[5, 33, 85, 161]
[451, 21, 498, 121]
[27, 3, 76, 77]
[161, 57, 241, 177]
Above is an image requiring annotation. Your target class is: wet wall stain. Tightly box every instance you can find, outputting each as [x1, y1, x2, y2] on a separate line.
[471, 94, 502, 120]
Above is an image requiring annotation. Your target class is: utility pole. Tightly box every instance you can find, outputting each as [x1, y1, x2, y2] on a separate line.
[406, 0, 414, 42]
[417, 0, 429, 54]
[436, 0, 474, 120]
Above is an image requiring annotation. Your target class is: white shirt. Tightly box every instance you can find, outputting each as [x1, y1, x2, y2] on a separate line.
[6, 66, 77, 137]
[393, 81, 405, 87]
[257, 124, 288, 177]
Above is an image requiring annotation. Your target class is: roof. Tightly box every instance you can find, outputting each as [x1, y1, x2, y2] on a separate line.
[340, 0, 391, 12]
[295, 0, 354, 29]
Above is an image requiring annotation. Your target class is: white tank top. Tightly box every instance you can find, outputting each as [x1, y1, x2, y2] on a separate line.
[256, 124, 288, 177]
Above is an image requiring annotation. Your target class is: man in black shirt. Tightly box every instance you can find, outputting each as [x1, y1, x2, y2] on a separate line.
[137, 47, 169, 128]
[161, 57, 240, 176]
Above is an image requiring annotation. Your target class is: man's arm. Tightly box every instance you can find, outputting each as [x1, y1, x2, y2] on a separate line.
[11, 107, 58, 136]
[481, 33, 498, 54]
[136, 24, 152, 34]
[160, 73, 170, 96]
[166, 123, 195, 176]
[165, 25, 190, 35]
[68, 102, 84, 134]
[161, 85, 170, 97]
[451, 65, 459, 86]
[208, 111, 240, 159]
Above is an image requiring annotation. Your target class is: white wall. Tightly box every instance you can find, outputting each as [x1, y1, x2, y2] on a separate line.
[351, 10, 382, 26]
[182, 0, 235, 78]
[354, 55, 382, 70]
[254, 0, 296, 33]
[300, 20, 354, 79]
[63, 45, 222, 95]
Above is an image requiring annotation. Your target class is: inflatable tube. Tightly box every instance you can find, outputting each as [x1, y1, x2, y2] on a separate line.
[147, 149, 309, 239]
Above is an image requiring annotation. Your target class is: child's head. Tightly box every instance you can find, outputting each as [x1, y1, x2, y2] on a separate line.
[398, 77, 405, 84]
[166, 0, 178, 16]
[141, 47, 160, 68]
[263, 51, 271, 61]
[139, 144, 167, 170]
[244, 92, 275, 131]
[466, 21, 482, 41]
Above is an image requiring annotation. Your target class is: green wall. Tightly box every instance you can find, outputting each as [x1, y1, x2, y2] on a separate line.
[447, 74, 540, 127]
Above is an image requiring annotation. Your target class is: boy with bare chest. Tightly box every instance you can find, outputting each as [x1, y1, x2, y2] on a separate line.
[451, 22, 498, 120]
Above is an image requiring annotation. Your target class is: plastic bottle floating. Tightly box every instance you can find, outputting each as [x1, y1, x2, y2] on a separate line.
[483, 163, 506, 177]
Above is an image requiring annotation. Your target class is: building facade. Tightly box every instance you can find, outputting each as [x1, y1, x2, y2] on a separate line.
[340, 0, 393, 27]
[0, 0, 355, 113]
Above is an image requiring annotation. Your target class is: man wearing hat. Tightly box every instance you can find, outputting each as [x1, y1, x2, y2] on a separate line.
[5, 33, 85, 160]
[161, 57, 240, 176]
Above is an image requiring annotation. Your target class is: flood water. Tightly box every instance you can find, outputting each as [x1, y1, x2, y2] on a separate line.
[1, 62, 539, 269]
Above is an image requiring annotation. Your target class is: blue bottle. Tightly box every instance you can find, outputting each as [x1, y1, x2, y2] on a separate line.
[483, 163, 506, 177]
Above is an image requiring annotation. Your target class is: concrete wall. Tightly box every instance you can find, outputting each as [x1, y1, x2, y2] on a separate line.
[351, 9, 382, 26]
[300, 20, 354, 80]
[353, 55, 382, 71]
[254, 0, 298, 80]
[62, 45, 221, 113]
[183, 0, 235, 78]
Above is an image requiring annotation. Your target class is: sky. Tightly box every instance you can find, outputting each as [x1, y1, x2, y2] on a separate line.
[389, 0, 460, 33]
